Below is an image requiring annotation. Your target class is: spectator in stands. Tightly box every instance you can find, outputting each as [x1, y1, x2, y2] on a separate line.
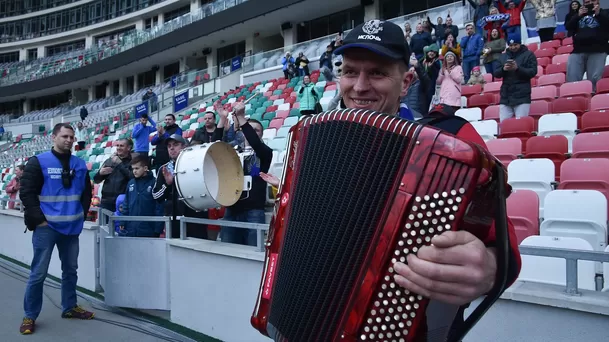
[494, 37, 538, 121]
[0, 124, 4, 139]
[404, 22, 412, 43]
[153, 131, 224, 239]
[131, 114, 157, 158]
[114, 194, 125, 234]
[422, 18, 434, 34]
[565, 1, 582, 37]
[478, 7, 510, 39]
[295, 52, 310, 77]
[119, 156, 164, 238]
[94, 138, 133, 212]
[219, 103, 272, 247]
[468, 0, 491, 34]
[281, 52, 295, 80]
[437, 51, 464, 110]
[191, 109, 225, 145]
[75, 122, 87, 150]
[79, 106, 88, 122]
[422, 44, 442, 104]
[441, 33, 462, 57]
[327, 67, 343, 111]
[151, 114, 182, 172]
[319, 34, 342, 81]
[566, 0, 609, 92]
[444, 16, 459, 40]
[142, 89, 158, 112]
[529, 0, 558, 42]
[468, 66, 487, 85]
[298, 76, 319, 116]
[333, 20, 522, 307]
[497, 0, 527, 43]
[428, 15, 447, 46]
[410, 24, 433, 60]
[401, 57, 431, 119]
[461, 24, 485, 83]
[19, 123, 94, 335]
[5, 164, 23, 210]
[483, 28, 507, 80]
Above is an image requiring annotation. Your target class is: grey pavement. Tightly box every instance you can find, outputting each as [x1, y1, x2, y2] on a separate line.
[0, 261, 190, 342]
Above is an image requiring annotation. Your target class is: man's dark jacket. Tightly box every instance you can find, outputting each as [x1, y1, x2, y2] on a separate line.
[93, 155, 132, 211]
[493, 45, 538, 107]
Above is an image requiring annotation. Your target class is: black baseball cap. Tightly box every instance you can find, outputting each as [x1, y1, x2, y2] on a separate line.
[167, 134, 188, 145]
[428, 103, 457, 117]
[334, 20, 411, 62]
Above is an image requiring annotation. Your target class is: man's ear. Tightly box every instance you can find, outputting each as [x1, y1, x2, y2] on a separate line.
[401, 69, 414, 98]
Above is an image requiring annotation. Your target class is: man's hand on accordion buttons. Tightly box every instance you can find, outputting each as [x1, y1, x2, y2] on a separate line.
[393, 230, 497, 306]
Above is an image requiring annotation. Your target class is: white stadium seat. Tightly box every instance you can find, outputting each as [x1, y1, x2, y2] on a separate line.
[455, 107, 482, 122]
[507, 158, 555, 217]
[537, 113, 578, 152]
[471, 120, 498, 141]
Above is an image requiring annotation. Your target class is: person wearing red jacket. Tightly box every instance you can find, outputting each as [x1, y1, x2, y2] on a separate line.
[333, 20, 521, 337]
[497, 0, 527, 43]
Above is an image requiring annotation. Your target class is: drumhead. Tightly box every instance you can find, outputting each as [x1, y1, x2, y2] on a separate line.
[175, 142, 244, 211]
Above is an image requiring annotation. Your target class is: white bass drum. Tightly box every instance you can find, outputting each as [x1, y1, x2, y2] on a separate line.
[174, 141, 244, 211]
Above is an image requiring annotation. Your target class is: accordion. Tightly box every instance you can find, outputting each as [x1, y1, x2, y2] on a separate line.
[252, 110, 510, 342]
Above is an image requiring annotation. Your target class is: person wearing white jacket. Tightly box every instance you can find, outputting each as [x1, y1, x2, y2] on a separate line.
[529, 0, 557, 42]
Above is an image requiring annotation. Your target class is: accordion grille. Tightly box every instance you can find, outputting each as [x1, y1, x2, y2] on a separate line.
[268, 118, 412, 342]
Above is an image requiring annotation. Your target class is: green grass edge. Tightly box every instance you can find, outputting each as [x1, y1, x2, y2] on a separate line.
[0, 253, 221, 342]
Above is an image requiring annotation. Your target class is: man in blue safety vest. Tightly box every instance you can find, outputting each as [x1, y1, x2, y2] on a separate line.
[18, 123, 94, 335]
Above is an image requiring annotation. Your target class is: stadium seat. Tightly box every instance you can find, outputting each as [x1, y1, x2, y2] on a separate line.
[483, 105, 500, 121]
[268, 137, 287, 151]
[558, 158, 609, 213]
[498, 116, 535, 148]
[518, 235, 596, 291]
[534, 48, 556, 59]
[507, 189, 540, 244]
[275, 126, 291, 138]
[486, 138, 522, 166]
[527, 43, 539, 53]
[536, 57, 550, 69]
[483, 81, 502, 95]
[507, 158, 555, 216]
[580, 110, 609, 133]
[556, 45, 573, 55]
[571, 132, 609, 159]
[562, 36, 573, 46]
[462, 84, 482, 97]
[262, 128, 277, 140]
[537, 113, 578, 152]
[545, 63, 567, 75]
[528, 100, 552, 123]
[467, 93, 495, 111]
[525, 135, 568, 180]
[540, 189, 607, 273]
[455, 108, 482, 121]
[591, 94, 609, 111]
[596, 78, 609, 95]
[531, 86, 557, 102]
[540, 40, 561, 50]
[551, 97, 589, 126]
[559, 80, 593, 99]
[536, 65, 545, 78]
[537, 73, 565, 87]
[471, 120, 497, 141]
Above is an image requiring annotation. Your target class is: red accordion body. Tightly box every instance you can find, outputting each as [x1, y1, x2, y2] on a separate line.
[252, 110, 505, 342]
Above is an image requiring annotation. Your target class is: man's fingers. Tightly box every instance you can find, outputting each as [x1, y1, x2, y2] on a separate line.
[394, 262, 481, 301]
[405, 254, 474, 283]
[431, 230, 477, 248]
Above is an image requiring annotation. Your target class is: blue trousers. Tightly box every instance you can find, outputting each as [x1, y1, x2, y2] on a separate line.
[24, 225, 79, 320]
[220, 208, 265, 247]
[463, 59, 479, 83]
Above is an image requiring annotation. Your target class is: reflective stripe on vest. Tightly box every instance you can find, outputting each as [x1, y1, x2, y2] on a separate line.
[37, 151, 87, 235]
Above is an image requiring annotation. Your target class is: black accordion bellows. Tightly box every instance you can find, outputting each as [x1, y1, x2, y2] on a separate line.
[268, 119, 411, 341]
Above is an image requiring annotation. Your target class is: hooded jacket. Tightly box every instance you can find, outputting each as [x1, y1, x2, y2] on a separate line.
[121, 171, 164, 237]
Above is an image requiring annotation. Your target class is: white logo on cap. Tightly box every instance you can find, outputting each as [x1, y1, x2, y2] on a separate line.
[362, 20, 384, 35]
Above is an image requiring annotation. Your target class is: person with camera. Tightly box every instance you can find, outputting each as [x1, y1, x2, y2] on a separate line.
[19, 123, 94, 335]
[493, 36, 538, 122]
[566, 0, 609, 92]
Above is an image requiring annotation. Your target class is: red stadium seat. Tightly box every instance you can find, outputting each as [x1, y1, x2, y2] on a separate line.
[545, 63, 567, 75]
[536, 65, 545, 77]
[558, 158, 609, 212]
[507, 189, 540, 244]
[483, 73, 494, 83]
[483, 81, 502, 95]
[527, 43, 539, 53]
[596, 78, 609, 95]
[591, 94, 609, 111]
[462, 84, 482, 97]
[276, 110, 289, 119]
[532, 85, 557, 102]
[551, 97, 590, 128]
[604, 65, 609, 79]
[534, 48, 556, 59]
[536, 57, 550, 69]
[551, 54, 569, 65]
[529, 100, 552, 123]
[484, 105, 501, 122]
[486, 138, 522, 165]
[556, 45, 573, 55]
[559, 80, 593, 99]
[525, 135, 569, 181]
[572, 132, 609, 159]
[269, 118, 284, 130]
[554, 32, 566, 40]
[581, 110, 609, 133]
[538, 73, 565, 87]
[498, 116, 535, 149]
[540, 40, 561, 50]
[468, 93, 496, 111]
[562, 36, 573, 46]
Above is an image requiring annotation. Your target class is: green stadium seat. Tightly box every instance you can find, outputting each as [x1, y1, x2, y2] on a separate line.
[261, 120, 270, 129]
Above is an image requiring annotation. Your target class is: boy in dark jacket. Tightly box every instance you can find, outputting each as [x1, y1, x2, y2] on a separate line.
[120, 156, 164, 237]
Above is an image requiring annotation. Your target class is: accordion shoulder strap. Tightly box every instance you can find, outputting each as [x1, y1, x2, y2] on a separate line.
[417, 115, 469, 135]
